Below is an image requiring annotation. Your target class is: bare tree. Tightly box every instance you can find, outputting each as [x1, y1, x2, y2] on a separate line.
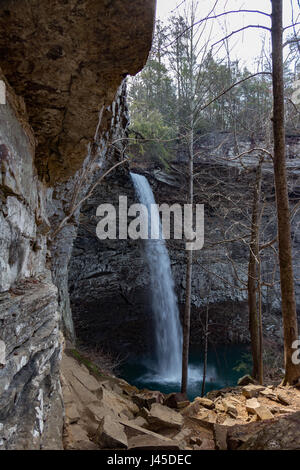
[248, 157, 264, 383]
[271, 0, 300, 386]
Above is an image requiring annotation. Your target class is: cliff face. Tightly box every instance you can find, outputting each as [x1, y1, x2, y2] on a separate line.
[0, 0, 155, 183]
[68, 133, 300, 358]
[0, 0, 156, 449]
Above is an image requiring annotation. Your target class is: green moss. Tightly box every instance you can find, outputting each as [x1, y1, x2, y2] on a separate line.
[67, 348, 105, 379]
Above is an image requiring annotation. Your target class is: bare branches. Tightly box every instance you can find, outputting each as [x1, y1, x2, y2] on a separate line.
[283, 37, 300, 48]
[210, 25, 271, 50]
[194, 72, 272, 120]
[51, 158, 128, 240]
[163, 9, 270, 50]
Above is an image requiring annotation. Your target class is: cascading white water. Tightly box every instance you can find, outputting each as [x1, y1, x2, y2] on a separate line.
[130, 172, 183, 380]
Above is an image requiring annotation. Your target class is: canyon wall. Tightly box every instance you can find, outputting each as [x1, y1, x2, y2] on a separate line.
[69, 133, 300, 359]
[0, 0, 156, 449]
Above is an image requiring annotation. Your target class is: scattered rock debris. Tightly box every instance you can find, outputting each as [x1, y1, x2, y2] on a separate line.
[61, 350, 300, 451]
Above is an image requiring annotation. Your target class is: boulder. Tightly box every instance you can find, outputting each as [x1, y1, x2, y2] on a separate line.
[213, 424, 228, 450]
[277, 393, 291, 406]
[173, 428, 191, 447]
[192, 410, 217, 430]
[130, 416, 148, 428]
[133, 391, 164, 410]
[239, 411, 300, 450]
[227, 421, 271, 450]
[223, 417, 239, 427]
[237, 375, 256, 386]
[222, 399, 238, 418]
[198, 438, 215, 450]
[119, 418, 182, 450]
[69, 378, 98, 406]
[95, 416, 128, 449]
[246, 398, 260, 415]
[138, 407, 150, 419]
[164, 392, 190, 410]
[99, 387, 139, 417]
[147, 403, 184, 431]
[128, 434, 180, 450]
[195, 397, 215, 409]
[255, 406, 274, 421]
[259, 389, 277, 400]
[190, 436, 203, 446]
[85, 403, 115, 423]
[120, 418, 182, 446]
[242, 385, 265, 398]
[71, 366, 102, 394]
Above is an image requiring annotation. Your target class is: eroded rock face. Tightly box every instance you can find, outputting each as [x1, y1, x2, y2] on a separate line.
[68, 166, 154, 353]
[0, 0, 156, 449]
[68, 132, 300, 357]
[0, 0, 156, 183]
[0, 72, 63, 450]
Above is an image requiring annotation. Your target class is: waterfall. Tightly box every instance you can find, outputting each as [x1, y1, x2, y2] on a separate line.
[130, 172, 182, 380]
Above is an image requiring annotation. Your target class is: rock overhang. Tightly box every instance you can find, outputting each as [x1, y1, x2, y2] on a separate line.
[0, 0, 156, 184]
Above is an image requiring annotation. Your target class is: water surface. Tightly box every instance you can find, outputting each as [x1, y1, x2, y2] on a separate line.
[120, 344, 250, 401]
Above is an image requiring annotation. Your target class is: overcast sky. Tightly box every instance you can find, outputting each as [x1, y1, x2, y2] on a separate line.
[155, 0, 299, 70]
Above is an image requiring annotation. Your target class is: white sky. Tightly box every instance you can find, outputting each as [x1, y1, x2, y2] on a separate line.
[155, 0, 299, 70]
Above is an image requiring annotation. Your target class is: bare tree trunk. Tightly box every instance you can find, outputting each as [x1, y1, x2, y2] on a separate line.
[271, 0, 300, 385]
[257, 254, 264, 385]
[181, 127, 194, 396]
[248, 158, 263, 381]
[201, 301, 209, 397]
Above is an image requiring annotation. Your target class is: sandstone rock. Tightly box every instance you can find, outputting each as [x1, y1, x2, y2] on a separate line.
[99, 386, 139, 418]
[239, 411, 300, 450]
[259, 389, 277, 400]
[119, 410, 135, 421]
[130, 416, 148, 428]
[238, 375, 256, 386]
[68, 424, 89, 443]
[0, 0, 156, 452]
[96, 417, 128, 449]
[147, 403, 184, 431]
[222, 399, 238, 418]
[133, 390, 164, 409]
[128, 434, 180, 450]
[120, 418, 183, 450]
[213, 424, 228, 450]
[69, 378, 98, 406]
[62, 384, 74, 406]
[173, 428, 192, 446]
[85, 403, 114, 423]
[193, 410, 217, 430]
[164, 392, 189, 410]
[215, 401, 225, 413]
[198, 438, 215, 450]
[223, 417, 238, 426]
[195, 397, 215, 409]
[138, 407, 150, 419]
[277, 393, 291, 406]
[0, 0, 156, 184]
[65, 404, 80, 424]
[182, 398, 212, 418]
[71, 366, 102, 394]
[75, 441, 99, 450]
[190, 436, 203, 446]
[227, 421, 269, 450]
[255, 406, 274, 421]
[242, 385, 265, 398]
[246, 398, 260, 414]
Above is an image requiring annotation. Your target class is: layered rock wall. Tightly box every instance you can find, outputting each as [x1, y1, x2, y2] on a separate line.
[0, 0, 156, 449]
[68, 133, 300, 356]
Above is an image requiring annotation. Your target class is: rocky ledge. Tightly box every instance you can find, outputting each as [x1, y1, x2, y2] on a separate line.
[61, 350, 300, 451]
